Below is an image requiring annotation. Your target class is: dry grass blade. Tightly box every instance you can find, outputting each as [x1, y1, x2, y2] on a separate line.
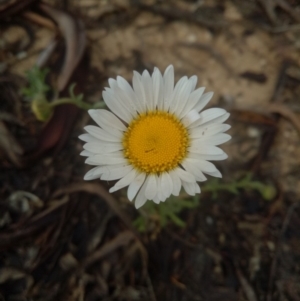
[83, 231, 134, 268]
[87, 212, 114, 253]
[235, 267, 258, 301]
[0, 196, 69, 248]
[0, 121, 23, 167]
[35, 39, 58, 68]
[230, 109, 277, 128]
[22, 11, 57, 30]
[29, 196, 69, 223]
[39, 3, 86, 92]
[0, 267, 33, 291]
[267, 103, 300, 136]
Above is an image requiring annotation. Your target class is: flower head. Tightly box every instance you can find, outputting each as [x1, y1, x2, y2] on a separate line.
[80, 66, 231, 208]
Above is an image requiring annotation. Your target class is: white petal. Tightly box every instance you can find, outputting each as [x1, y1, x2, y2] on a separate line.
[80, 150, 93, 157]
[83, 141, 122, 153]
[108, 78, 117, 89]
[156, 178, 167, 202]
[85, 152, 126, 165]
[109, 169, 138, 193]
[135, 182, 148, 209]
[188, 158, 217, 173]
[127, 173, 146, 201]
[174, 167, 195, 183]
[189, 75, 198, 91]
[101, 165, 133, 181]
[189, 124, 231, 139]
[116, 75, 135, 92]
[190, 111, 231, 129]
[116, 76, 133, 91]
[144, 174, 158, 200]
[88, 110, 122, 138]
[174, 76, 197, 116]
[182, 181, 196, 196]
[141, 70, 154, 111]
[182, 110, 201, 127]
[156, 176, 163, 200]
[199, 107, 227, 123]
[193, 92, 214, 112]
[84, 166, 105, 180]
[116, 76, 139, 114]
[132, 71, 147, 112]
[84, 164, 128, 180]
[181, 159, 207, 182]
[171, 76, 192, 115]
[88, 109, 126, 132]
[204, 112, 230, 125]
[79, 133, 98, 143]
[188, 144, 224, 155]
[153, 196, 160, 204]
[190, 108, 227, 128]
[152, 67, 163, 110]
[84, 125, 120, 142]
[179, 87, 205, 118]
[190, 153, 228, 161]
[204, 168, 222, 178]
[195, 170, 207, 182]
[162, 65, 174, 110]
[169, 76, 188, 113]
[198, 133, 231, 145]
[194, 183, 201, 193]
[102, 90, 132, 123]
[160, 172, 173, 199]
[191, 111, 230, 127]
[169, 170, 182, 196]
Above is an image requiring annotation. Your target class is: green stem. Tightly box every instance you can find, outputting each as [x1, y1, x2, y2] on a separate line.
[50, 98, 105, 110]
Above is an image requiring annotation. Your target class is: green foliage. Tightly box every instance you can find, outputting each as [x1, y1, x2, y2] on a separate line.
[202, 173, 276, 201]
[134, 173, 276, 233]
[22, 66, 50, 99]
[133, 195, 198, 231]
[22, 66, 105, 122]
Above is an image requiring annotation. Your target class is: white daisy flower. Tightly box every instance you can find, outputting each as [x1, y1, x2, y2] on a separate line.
[79, 65, 231, 209]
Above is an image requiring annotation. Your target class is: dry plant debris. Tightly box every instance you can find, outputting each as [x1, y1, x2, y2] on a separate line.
[1, 0, 300, 300]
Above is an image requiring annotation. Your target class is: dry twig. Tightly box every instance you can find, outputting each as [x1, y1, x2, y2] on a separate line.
[235, 266, 258, 301]
[83, 231, 135, 268]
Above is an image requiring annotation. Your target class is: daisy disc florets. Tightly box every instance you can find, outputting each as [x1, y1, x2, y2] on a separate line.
[79, 65, 231, 208]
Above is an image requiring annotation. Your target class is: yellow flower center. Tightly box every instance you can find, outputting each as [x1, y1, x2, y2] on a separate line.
[123, 111, 189, 174]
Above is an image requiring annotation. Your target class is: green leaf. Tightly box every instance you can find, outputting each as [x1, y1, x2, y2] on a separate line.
[167, 212, 186, 228]
[22, 66, 50, 99]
